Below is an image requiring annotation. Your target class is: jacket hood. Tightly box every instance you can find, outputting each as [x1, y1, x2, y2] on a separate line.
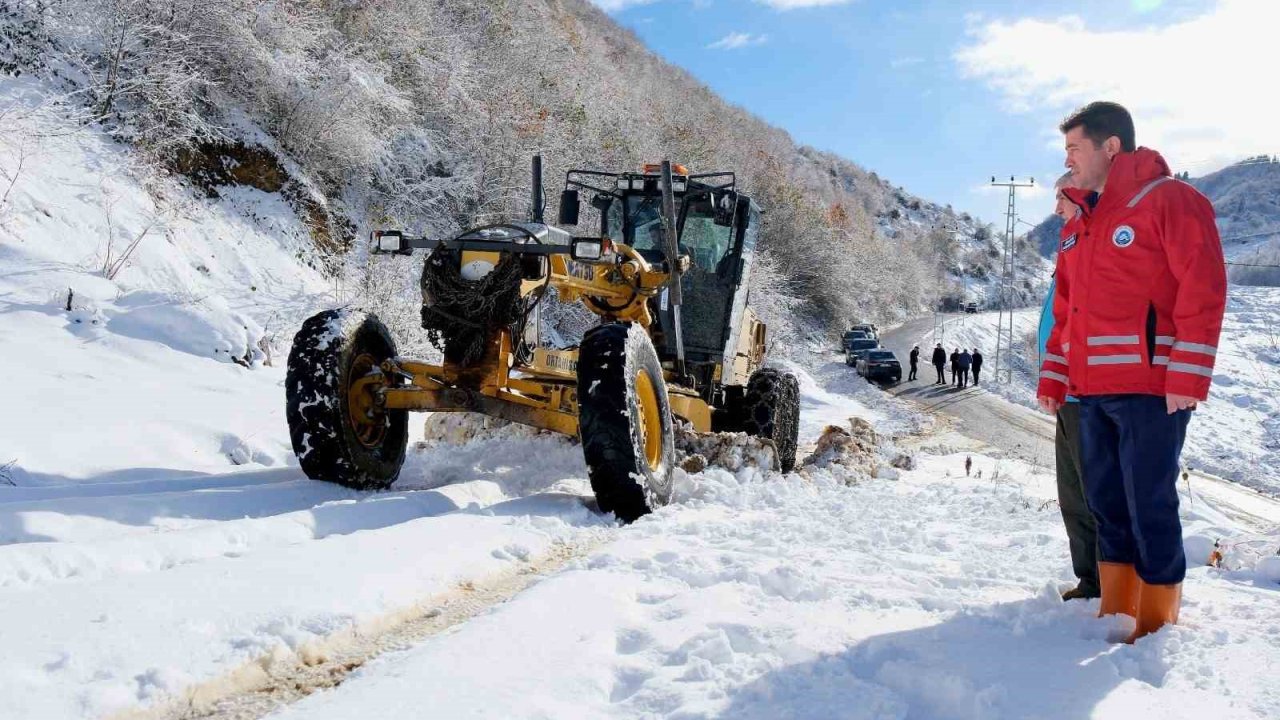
[1103, 147, 1171, 198]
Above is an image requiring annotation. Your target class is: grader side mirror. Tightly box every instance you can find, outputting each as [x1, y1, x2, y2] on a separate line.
[558, 189, 580, 226]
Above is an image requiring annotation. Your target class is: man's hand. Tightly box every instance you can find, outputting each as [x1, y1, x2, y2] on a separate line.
[1037, 395, 1062, 415]
[1166, 393, 1199, 414]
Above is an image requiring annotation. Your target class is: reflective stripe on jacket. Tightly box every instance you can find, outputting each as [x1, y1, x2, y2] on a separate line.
[1037, 211, 1084, 401]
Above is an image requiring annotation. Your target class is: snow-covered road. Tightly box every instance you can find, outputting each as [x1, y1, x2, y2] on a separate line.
[4, 361, 1279, 719]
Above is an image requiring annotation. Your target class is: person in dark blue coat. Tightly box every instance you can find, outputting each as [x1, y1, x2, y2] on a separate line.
[957, 349, 972, 389]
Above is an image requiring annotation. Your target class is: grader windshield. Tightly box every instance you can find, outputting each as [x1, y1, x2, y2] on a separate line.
[607, 195, 734, 274]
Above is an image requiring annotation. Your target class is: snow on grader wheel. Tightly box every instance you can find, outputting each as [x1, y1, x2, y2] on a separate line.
[577, 322, 676, 523]
[286, 309, 407, 490]
[742, 368, 801, 473]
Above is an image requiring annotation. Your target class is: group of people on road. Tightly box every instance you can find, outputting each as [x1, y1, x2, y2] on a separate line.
[907, 344, 982, 389]
[1036, 102, 1226, 644]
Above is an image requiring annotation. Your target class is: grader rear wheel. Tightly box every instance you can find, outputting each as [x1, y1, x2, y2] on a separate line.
[742, 368, 801, 473]
[577, 322, 675, 523]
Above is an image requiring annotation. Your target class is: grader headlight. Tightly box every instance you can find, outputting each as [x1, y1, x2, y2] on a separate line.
[571, 237, 616, 263]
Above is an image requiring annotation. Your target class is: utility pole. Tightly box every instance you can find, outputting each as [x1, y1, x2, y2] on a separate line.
[933, 221, 959, 347]
[990, 175, 1034, 384]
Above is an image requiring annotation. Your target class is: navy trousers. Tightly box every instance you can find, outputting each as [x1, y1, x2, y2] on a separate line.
[1078, 395, 1191, 585]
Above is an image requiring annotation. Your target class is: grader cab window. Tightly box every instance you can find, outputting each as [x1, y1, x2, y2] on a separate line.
[678, 197, 733, 274]
[608, 193, 734, 273]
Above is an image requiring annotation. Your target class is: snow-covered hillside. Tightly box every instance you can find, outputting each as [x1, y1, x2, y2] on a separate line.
[935, 293, 1280, 497]
[0, 77, 332, 484]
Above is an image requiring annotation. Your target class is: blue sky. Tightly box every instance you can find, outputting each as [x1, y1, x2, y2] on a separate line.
[595, 0, 1278, 229]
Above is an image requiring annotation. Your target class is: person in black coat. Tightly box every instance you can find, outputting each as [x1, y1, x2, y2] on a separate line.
[931, 343, 946, 384]
[950, 348, 960, 386]
[908, 345, 920, 381]
[972, 349, 984, 386]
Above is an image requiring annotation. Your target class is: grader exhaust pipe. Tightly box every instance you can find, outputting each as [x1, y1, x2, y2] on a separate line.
[531, 155, 545, 223]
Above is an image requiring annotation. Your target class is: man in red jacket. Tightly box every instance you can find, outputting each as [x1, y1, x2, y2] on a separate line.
[1043, 172, 1099, 603]
[1036, 102, 1226, 642]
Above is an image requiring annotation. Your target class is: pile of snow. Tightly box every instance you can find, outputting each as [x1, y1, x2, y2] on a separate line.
[675, 426, 776, 475]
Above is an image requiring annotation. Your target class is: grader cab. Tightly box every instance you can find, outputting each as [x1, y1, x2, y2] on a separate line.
[285, 158, 800, 522]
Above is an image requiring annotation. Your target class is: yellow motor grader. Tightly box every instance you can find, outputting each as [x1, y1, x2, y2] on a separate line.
[285, 158, 800, 521]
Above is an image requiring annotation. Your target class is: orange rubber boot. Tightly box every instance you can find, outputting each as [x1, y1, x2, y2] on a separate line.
[1096, 562, 1139, 618]
[1126, 582, 1181, 643]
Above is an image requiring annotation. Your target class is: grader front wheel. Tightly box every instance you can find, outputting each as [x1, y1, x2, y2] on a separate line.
[285, 309, 407, 489]
[577, 323, 676, 523]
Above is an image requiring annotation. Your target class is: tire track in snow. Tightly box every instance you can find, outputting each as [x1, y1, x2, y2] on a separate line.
[109, 536, 605, 720]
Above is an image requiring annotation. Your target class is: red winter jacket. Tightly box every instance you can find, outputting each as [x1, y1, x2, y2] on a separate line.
[1038, 212, 1084, 394]
[1037, 148, 1226, 403]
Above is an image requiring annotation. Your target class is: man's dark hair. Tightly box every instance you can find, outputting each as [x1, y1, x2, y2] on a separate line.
[1059, 102, 1136, 152]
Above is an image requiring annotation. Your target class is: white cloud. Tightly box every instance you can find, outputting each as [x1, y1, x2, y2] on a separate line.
[589, 0, 658, 12]
[954, 0, 1280, 175]
[707, 32, 769, 50]
[756, 0, 857, 8]
[593, 0, 856, 12]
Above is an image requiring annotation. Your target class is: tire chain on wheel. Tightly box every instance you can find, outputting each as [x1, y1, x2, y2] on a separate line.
[577, 323, 675, 523]
[285, 309, 407, 490]
[742, 368, 801, 473]
[420, 249, 526, 366]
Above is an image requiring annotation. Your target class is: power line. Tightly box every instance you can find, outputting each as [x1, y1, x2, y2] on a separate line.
[1175, 154, 1278, 170]
[1221, 228, 1280, 243]
[1226, 261, 1280, 269]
